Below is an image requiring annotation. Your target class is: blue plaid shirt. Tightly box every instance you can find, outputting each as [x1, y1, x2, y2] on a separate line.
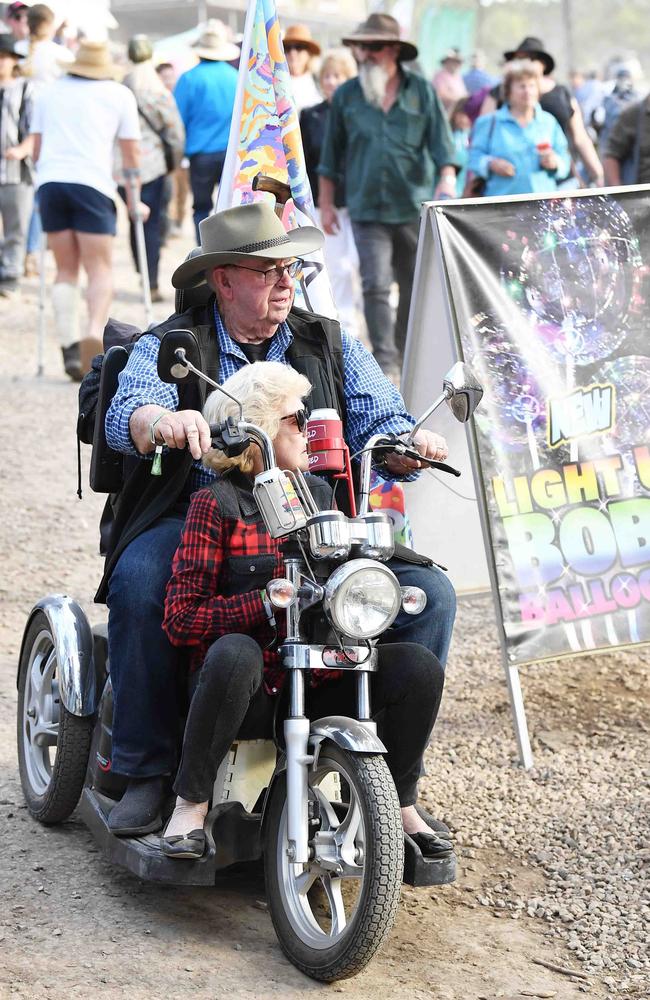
[105, 304, 416, 490]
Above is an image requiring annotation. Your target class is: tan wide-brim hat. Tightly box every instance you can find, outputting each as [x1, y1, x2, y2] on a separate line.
[342, 13, 417, 63]
[64, 40, 119, 81]
[283, 24, 321, 57]
[193, 19, 240, 62]
[172, 202, 324, 290]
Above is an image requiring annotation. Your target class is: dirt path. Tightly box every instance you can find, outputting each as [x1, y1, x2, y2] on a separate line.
[1, 211, 644, 1000]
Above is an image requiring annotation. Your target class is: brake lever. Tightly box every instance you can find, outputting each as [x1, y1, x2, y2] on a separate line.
[387, 440, 462, 477]
[209, 417, 250, 457]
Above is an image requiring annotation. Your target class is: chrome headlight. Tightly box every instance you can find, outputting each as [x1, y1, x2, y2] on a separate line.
[323, 559, 402, 639]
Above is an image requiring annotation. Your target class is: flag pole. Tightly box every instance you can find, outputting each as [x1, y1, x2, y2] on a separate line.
[215, 0, 257, 213]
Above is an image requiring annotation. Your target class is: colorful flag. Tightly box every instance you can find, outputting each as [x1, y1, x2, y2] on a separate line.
[216, 0, 334, 317]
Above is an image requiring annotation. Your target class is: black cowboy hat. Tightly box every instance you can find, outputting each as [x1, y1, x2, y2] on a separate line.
[503, 37, 555, 76]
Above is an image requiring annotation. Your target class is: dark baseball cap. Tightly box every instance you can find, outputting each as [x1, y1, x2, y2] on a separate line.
[0, 33, 22, 56]
[7, 2, 29, 15]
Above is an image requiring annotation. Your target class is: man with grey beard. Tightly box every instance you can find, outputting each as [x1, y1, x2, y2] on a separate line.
[318, 13, 457, 378]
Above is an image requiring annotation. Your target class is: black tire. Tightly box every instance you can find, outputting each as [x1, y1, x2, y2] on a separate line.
[17, 611, 93, 824]
[264, 744, 404, 982]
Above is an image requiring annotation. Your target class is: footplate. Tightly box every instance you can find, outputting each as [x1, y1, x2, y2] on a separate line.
[403, 833, 457, 886]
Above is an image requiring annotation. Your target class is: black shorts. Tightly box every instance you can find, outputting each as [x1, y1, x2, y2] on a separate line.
[39, 181, 117, 235]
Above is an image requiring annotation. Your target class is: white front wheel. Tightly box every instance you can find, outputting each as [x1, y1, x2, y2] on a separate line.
[264, 745, 403, 981]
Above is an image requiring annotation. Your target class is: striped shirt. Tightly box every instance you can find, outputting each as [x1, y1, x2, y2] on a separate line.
[0, 78, 32, 185]
[105, 303, 417, 490]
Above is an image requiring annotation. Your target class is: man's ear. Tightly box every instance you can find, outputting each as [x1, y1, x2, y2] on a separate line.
[212, 266, 234, 302]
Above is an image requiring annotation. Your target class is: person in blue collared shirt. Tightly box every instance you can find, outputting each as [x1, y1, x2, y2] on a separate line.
[468, 60, 570, 198]
[173, 21, 239, 239]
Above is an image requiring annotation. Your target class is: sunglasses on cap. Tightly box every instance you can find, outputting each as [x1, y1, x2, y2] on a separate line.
[281, 408, 308, 433]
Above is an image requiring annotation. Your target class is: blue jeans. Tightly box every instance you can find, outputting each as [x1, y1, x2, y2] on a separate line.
[106, 519, 456, 778]
[106, 515, 185, 776]
[189, 151, 226, 241]
[350, 220, 420, 373]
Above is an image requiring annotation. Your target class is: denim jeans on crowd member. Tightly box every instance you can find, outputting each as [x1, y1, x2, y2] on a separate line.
[174, 634, 444, 805]
[189, 150, 226, 241]
[0, 183, 33, 283]
[119, 174, 166, 292]
[106, 516, 456, 779]
[106, 515, 185, 777]
[350, 220, 420, 374]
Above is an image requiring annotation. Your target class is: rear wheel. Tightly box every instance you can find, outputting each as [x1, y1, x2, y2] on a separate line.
[17, 611, 93, 824]
[264, 744, 404, 982]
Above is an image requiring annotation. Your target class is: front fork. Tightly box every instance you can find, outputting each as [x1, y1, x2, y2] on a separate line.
[284, 669, 311, 864]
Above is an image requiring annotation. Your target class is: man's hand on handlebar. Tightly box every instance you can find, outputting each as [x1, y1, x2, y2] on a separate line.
[383, 429, 449, 476]
[130, 405, 212, 461]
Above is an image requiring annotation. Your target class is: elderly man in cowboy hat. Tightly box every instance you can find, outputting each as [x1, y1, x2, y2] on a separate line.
[318, 13, 458, 379]
[173, 20, 239, 240]
[101, 201, 457, 836]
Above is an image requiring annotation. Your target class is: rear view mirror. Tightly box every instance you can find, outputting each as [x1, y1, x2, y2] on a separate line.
[442, 363, 484, 422]
[157, 329, 202, 384]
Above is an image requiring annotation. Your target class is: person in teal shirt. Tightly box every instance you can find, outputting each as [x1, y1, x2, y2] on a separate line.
[468, 60, 570, 197]
[318, 14, 457, 377]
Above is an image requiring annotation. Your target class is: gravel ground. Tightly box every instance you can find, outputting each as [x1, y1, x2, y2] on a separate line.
[0, 209, 647, 1000]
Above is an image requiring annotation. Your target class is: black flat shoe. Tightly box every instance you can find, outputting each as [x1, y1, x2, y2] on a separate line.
[415, 804, 451, 838]
[409, 831, 454, 860]
[161, 829, 206, 859]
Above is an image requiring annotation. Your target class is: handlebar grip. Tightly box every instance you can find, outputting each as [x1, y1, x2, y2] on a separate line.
[424, 459, 461, 477]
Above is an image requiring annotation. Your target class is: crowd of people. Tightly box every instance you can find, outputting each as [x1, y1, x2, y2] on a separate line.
[3, 5, 647, 388]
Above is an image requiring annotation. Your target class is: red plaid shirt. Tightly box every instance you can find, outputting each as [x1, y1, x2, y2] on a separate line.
[163, 474, 339, 695]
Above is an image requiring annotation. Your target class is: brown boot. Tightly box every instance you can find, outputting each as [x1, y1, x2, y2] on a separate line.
[79, 338, 103, 375]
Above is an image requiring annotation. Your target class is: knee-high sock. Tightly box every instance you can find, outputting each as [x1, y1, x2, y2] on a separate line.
[51, 282, 80, 349]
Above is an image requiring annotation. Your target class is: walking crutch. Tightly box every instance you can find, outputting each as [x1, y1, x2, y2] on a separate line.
[125, 170, 153, 329]
[36, 227, 47, 377]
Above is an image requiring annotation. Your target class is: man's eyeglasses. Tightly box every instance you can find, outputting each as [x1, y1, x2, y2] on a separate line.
[355, 42, 389, 53]
[281, 408, 308, 433]
[284, 43, 308, 54]
[230, 259, 303, 285]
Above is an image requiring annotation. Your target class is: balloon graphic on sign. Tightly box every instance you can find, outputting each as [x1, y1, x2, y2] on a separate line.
[593, 355, 650, 450]
[502, 196, 642, 366]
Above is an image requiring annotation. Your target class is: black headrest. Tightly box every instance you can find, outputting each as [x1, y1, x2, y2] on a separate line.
[174, 282, 213, 315]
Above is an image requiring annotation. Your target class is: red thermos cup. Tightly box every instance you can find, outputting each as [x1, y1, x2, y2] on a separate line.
[307, 409, 347, 472]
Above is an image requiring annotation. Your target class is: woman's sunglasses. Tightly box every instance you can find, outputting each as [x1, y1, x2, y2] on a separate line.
[281, 408, 308, 433]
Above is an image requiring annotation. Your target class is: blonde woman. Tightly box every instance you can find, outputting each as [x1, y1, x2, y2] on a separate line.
[300, 48, 363, 339]
[160, 361, 448, 859]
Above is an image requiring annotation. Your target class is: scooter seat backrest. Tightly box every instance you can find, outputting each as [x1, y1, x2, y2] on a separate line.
[174, 282, 212, 315]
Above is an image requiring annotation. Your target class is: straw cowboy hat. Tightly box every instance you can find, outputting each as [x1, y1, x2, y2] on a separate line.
[342, 13, 418, 63]
[503, 36, 555, 75]
[282, 24, 321, 57]
[171, 202, 324, 290]
[192, 19, 240, 62]
[64, 40, 119, 80]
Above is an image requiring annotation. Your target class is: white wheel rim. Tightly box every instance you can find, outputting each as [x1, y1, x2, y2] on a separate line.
[22, 629, 60, 796]
[276, 756, 367, 949]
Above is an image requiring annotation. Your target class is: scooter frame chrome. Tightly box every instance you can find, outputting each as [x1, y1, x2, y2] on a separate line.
[19, 596, 96, 716]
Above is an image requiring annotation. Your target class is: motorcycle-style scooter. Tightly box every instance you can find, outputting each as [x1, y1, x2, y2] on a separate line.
[16, 332, 482, 981]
